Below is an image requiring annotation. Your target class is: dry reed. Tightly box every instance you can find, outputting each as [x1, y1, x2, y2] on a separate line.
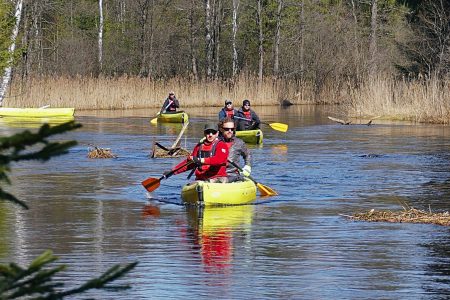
[87, 146, 117, 159]
[346, 208, 450, 226]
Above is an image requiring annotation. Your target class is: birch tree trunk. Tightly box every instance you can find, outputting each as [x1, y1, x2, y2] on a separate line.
[350, 0, 360, 81]
[189, 0, 199, 80]
[98, 0, 104, 72]
[369, 0, 378, 77]
[273, 0, 283, 77]
[0, 0, 24, 106]
[205, 0, 213, 79]
[298, 0, 305, 81]
[232, 0, 239, 78]
[257, 0, 263, 82]
[138, 0, 150, 77]
[213, 0, 223, 79]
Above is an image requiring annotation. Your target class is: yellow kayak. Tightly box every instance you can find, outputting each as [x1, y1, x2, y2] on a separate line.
[235, 129, 263, 144]
[0, 107, 75, 118]
[156, 111, 188, 124]
[181, 178, 257, 206]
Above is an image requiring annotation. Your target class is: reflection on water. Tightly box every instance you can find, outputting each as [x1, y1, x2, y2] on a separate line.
[0, 106, 449, 299]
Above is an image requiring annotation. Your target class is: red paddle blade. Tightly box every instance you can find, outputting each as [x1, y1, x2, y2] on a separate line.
[141, 177, 161, 192]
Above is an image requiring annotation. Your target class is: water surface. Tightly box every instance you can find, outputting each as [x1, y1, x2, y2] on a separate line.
[0, 106, 449, 299]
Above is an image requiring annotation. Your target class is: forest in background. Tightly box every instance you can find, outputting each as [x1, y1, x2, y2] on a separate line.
[0, 0, 449, 122]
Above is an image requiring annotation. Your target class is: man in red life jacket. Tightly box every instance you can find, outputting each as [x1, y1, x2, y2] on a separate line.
[236, 99, 260, 131]
[160, 91, 180, 113]
[218, 99, 238, 121]
[219, 117, 252, 182]
[167, 123, 229, 183]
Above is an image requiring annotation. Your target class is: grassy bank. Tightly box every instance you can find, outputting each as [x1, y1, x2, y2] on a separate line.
[5, 75, 450, 124]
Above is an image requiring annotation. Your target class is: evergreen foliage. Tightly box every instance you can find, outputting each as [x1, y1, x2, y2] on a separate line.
[0, 121, 137, 299]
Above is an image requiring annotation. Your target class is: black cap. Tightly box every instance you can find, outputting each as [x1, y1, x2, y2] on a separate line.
[225, 99, 232, 105]
[243, 99, 250, 106]
[204, 123, 217, 132]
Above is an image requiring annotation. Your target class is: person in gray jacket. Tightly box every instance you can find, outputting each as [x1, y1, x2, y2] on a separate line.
[219, 117, 252, 182]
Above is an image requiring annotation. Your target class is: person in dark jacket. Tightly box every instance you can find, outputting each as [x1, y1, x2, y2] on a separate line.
[218, 99, 238, 121]
[219, 117, 252, 182]
[235, 99, 260, 131]
[160, 91, 180, 113]
[168, 123, 229, 183]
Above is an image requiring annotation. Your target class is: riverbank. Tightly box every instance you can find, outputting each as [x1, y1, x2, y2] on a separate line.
[5, 75, 450, 124]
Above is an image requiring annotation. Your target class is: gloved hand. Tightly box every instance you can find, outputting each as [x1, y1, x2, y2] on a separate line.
[162, 170, 171, 179]
[189, 156, 203, 166]
[241, 165, 251, 177]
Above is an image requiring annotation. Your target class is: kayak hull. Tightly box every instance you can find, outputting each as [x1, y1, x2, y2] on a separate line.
[156, 111, 188, 123]
[181, 178, 257, 206]
[0, 107, 75, 118]
[235, 129, 263, 144]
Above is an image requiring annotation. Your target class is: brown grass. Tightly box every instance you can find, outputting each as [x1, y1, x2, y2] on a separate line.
[346, 208, 450, 226]
[87, 146, 117, 159]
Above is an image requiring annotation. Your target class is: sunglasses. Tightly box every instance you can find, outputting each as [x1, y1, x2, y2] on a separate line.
[204, 130, 217, 135]
[226, 103, 232, 105]
[244, 104, 250, 106]
[222, 127, 234, 132]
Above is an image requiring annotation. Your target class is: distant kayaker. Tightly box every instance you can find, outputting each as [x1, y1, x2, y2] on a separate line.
[219, 117, 252, 182]
[167, 123, 229, 183]
[236, 99, 260, 131]
[160, 91, 180, 113]
[218, 99, 238, 121]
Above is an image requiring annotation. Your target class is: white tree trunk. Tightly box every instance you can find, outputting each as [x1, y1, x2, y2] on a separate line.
[0, 0, 24, 106]
[232, 0, 239, 77]
[205, 0, 213, 79]
[273, 0, 283, 77]
[257, 0, 263, 82]
[98, 0, 104, 72]
[369, 0, 378, 77]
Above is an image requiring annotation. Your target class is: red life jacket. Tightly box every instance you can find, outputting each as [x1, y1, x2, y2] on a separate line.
[243, 110, 251, 120]
[195, 140, 219, 175]
[225, 109, 235, 118]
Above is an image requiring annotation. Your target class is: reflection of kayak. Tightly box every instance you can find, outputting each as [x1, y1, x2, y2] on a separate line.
[181, 178, 257, 206]
[0, 107, 75, 117]
[235, 129, 263, 144]
[196, 205, 254, 232]
[156, 111, 188, 123]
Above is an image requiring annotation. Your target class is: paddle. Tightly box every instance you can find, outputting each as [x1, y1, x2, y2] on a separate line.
[233, 116, 288, 133]
[150, 100, 173, 124]
[141, 161, 192, 192]
[228, 160, 278, 196]
[39, 105, 50, 109]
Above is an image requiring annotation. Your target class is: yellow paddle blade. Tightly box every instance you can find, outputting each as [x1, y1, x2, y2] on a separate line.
[150, 117, 158, 124]
[269, 122, 288, 133]
[257, 182, 278, 196]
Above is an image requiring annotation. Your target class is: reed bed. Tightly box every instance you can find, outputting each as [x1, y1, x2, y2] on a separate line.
[6, 74, 314, 110]
[346, 208, 450, 226]
[345, 76, 450, 124]
[87, 146, 117, 159]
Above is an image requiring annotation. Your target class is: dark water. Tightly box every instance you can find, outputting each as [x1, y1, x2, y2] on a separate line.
[1, 106, 449, 299]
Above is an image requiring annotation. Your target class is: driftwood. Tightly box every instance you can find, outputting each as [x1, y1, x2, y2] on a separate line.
[328, 116, 381, 126]
[343, 208, 450, 227]
[151, 122, 190, 158]
[87, 145, 117, 158]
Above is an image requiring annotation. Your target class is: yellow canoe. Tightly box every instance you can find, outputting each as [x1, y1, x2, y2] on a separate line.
[156, 111, 188, 124]
[235, 129, 263, 144]
[181, 178, 257, 206]
[0, 107, 75, 118]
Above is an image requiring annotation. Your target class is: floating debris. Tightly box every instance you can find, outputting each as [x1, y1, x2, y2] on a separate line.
[345, 208, 450, 226]
[87, 146, 117, 159]
[151, 144, 190, 158]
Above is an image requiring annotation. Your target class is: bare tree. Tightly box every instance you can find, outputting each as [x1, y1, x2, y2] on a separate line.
[257, 0, 263, 81]
[138, 0, 151, 77]
[98, 0, 104, 72]
[232, 0, 239, 77]
[369, 0, 377, 77]
[205, 0, 213, 78]
[273, 0, 283, 77]
[0, 0, 24, 106]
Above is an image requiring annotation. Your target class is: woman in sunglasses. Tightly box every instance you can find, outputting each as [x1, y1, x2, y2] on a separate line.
[219, 117, 252, 182]
[168, 123, 229, 183]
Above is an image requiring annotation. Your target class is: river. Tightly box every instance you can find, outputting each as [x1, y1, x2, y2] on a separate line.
[0, 105, 449, 299]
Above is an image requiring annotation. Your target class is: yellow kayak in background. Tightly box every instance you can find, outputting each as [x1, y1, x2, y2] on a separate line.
[156, 111, 189, 124]
[181, 178, 257, 206]
[0, 107, 75, 118]
[235, 129, 263, 144]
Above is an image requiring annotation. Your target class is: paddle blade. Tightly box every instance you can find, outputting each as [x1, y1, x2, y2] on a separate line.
[269, 122, 288, 133]
[150, 117, 158, 124]
[141, 177, 161, 192]
[257, 182, 278, 196]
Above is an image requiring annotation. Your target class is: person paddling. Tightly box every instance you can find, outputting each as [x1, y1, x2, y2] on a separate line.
[160, 91, 180, 113]
[236, 99, 260, 131]
[165, 123, 229, 183]
[218, 99, 238, 121]
[219, 117, 252, 182]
